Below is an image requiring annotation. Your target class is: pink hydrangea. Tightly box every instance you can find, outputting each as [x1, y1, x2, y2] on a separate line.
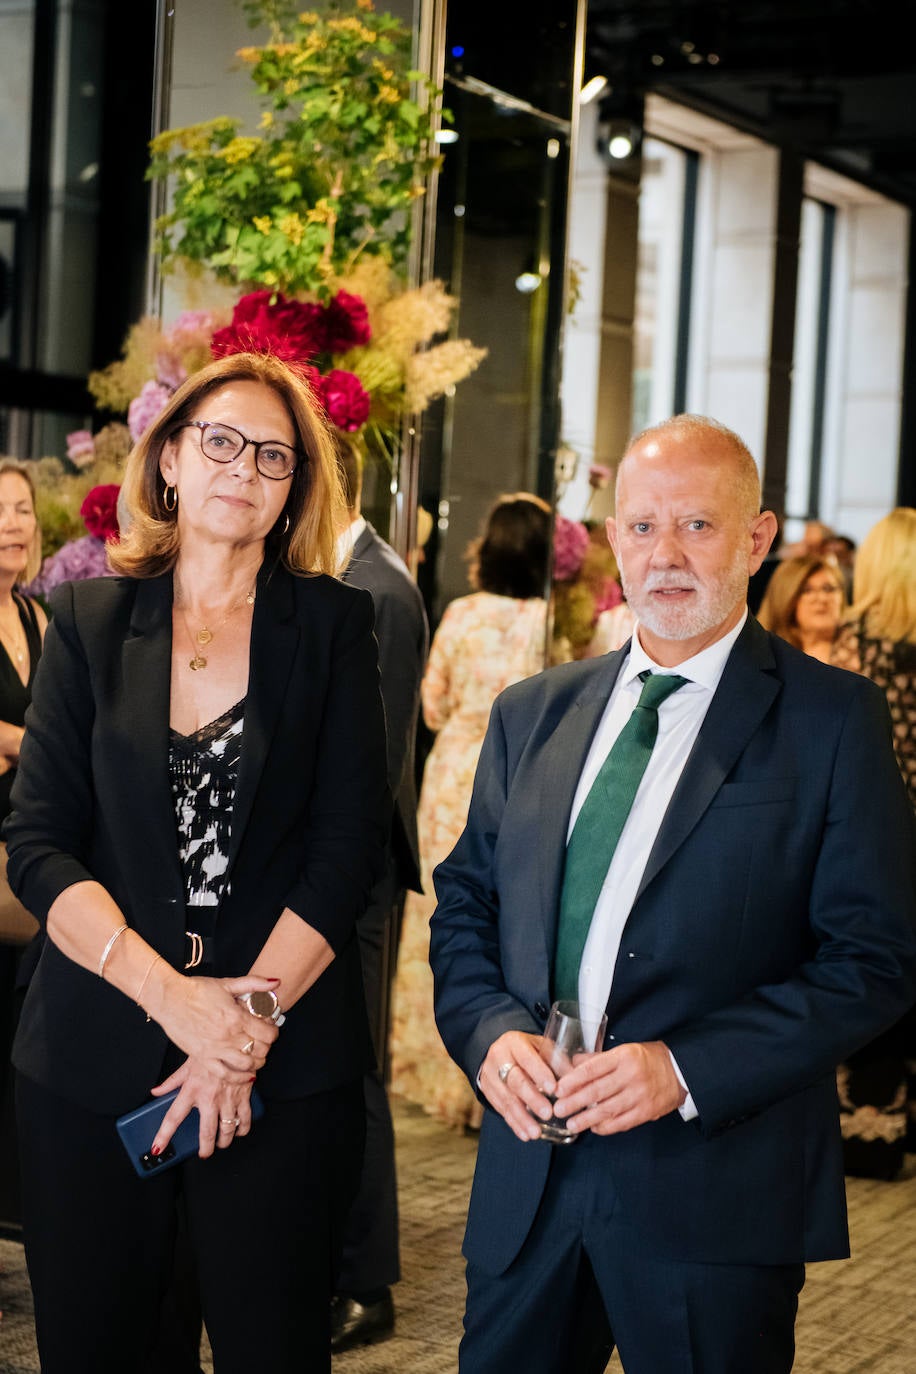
[552, 514, 589, 581]
[155, 351, 189, 391]
[588, 463, 613, 490]
[66, 429, 96, 469]
[318, 369, 371, 431]
[128, 380, 172, 442]
[22, 534, 116, 596]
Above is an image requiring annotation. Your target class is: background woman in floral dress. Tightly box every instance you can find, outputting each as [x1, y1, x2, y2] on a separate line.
[390, 494, 551, 1130]
[831, 506, 916, 1180]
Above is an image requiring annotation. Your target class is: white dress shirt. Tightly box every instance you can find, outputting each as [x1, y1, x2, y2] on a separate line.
[572, 610, 747, 1119]
[335, 514, 366, 568]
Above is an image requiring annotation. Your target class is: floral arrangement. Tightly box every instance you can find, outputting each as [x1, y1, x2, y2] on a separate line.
[24, 0, 485, 591]
[550, 514, 624, 662]
[23, 483, 121, 598]
[82, 256, 485, 468]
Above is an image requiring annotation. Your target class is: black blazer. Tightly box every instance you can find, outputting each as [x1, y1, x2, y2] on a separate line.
[5, 563, 390, 1115]
[431, 616, 916, 1272]
[341, 522, 428, 893]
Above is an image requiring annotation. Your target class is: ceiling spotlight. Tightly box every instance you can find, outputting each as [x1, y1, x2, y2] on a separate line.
[580, 75, 608, 105]
[599, 117, 642, 162]
[514, 271, 542, 294]
[435, 128, 459, 145]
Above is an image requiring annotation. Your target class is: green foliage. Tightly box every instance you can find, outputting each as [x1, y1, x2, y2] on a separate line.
[148, 0, 444, 295]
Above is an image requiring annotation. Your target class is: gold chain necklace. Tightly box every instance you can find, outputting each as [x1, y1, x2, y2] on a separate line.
[175, 584, 256, 672]
[0, 604, 27, 667]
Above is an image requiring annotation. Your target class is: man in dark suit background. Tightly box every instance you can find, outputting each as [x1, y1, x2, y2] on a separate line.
[430, 414, 916, 1373]
[331, 433, 429, 1351]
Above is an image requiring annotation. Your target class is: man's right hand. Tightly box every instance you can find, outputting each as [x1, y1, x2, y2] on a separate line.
[481, 1031, 556, 1142]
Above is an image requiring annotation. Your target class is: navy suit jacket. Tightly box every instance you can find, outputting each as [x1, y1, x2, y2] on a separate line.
[430, 615, 916, 1272]
[5, 563, 390, 1115]
[341, 522, 429, 894]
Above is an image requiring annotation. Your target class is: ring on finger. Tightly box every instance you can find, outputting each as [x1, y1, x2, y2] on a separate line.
[242, 1039, 255, 1054]
[497, 1061, 514, 1085]
[219, 1117, 240, 1128]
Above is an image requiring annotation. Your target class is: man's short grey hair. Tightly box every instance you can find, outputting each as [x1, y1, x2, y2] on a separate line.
[619, 414, 762, 522]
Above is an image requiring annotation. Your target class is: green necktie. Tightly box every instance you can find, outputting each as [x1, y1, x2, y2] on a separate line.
[553, 670, 689, 1002]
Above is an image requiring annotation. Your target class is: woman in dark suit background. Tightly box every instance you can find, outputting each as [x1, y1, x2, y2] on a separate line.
[4, 353, 389, 1373]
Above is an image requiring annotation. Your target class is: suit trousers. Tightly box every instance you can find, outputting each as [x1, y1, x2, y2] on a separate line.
[460, 1130, 805, 1374]
[16, 1071, 364, 1374]
[336, 863, 402, 1293]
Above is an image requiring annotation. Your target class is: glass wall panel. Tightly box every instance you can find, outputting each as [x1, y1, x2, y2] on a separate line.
[416, 85, 570, 623]
[631, 137, 688, 433]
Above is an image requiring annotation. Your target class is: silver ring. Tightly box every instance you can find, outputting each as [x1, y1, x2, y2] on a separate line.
[497, 1062, 514, 1084]
[242, 1039, 255, 1054]
[219, 1117, 240, 1128]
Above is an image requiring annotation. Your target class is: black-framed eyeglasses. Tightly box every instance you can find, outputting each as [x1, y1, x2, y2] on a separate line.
[183, 420, 300, 480]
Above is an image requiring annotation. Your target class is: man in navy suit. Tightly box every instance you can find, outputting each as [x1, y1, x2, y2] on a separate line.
[332, 433, 429, 1351]
[430, 414, 916, 1374]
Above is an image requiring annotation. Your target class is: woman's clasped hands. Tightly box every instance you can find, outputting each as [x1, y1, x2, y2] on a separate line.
[146, 971, 282, 1160]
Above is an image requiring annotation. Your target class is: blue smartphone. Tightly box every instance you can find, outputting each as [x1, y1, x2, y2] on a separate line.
[115, 1085, 265, 1178]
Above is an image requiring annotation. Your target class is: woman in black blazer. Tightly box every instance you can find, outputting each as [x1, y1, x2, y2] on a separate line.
[4, 352, 389, 1374]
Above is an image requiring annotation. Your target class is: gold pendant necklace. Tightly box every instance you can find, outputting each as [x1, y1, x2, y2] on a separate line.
[0, 606, 27, 666]
[176, 585, 255, 672]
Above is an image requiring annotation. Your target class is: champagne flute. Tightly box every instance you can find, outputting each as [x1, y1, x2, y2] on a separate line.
[534, 999, 608, 1144]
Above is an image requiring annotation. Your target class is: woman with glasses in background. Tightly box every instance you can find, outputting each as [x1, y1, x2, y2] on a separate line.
[3, 352, 389, 1373]
[756, 553, 847, 662]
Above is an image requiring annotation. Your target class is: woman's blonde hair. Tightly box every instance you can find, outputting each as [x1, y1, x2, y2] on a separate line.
[848, 507, 916, 644]
[109, 352, 345, 579]
[0, 460, 43, 585]
[757, 554, 846, 649]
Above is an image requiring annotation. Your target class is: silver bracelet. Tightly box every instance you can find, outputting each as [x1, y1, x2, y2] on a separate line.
[98, 923, 128, 979]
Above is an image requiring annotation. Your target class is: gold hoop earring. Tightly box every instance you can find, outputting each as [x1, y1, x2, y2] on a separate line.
[163, 484, 177, 512]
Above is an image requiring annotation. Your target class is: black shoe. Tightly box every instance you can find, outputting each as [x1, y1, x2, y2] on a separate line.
[330, 1291, 395, 1353]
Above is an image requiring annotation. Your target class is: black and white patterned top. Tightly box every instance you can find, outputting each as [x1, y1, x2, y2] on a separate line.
[169, 698, 246, 909]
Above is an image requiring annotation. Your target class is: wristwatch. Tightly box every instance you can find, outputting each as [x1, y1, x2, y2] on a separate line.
[239, 989, 286, 1027]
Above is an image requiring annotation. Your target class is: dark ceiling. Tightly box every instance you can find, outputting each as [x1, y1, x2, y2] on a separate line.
[585, 0, 916, 206]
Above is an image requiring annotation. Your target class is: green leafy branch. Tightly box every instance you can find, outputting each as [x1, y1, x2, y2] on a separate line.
[148, 0, 445, 295]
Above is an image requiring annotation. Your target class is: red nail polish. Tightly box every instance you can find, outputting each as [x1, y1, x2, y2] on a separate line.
[151, 1145, 161, 1156]
[249, 1076, 257, 1083]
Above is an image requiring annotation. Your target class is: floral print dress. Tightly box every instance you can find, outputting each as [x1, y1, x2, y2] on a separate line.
[831, 619, 916, 1177]
[390, 592, 548, 1130]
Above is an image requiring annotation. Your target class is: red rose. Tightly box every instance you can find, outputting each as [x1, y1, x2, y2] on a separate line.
[318, 369, 371, 432]
[80, 484, 122, 543]
[210, 290, 326, 363]
[323, 290, 371, 353]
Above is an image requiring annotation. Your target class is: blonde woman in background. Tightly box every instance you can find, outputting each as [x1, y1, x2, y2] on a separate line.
[830, 506, 916, 1181]
[832, 507, 916, 802]
[390, 493, 551, 1131]
[0, 461, 47, 1227]
[756, 554, 846, 662]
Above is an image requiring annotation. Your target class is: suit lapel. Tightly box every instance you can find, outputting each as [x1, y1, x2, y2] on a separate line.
[536, 649, 628, 948]
[228, 563, 299, 871]
[121, 575, 178, 861]
[635, 616, 780, 900]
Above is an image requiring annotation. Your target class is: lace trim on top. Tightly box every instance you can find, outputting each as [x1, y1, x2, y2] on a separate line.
[169, 698, 246, 909]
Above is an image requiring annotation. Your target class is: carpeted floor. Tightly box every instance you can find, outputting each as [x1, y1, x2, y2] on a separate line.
[1, 1097, 915, 1372]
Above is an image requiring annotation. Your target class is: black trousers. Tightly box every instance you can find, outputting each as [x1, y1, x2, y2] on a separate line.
[16, 1071, 364, 1374]
[460, 1131, 805, 1374]
[336, 866, 402, 1293]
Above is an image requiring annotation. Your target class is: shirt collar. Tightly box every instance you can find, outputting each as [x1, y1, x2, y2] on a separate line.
[623, 607, 748, 691]
[336, 515, 367, 565]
